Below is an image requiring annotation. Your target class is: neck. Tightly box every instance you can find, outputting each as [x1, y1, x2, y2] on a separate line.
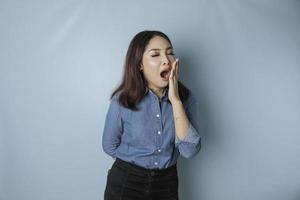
[148, 86, 167, 98]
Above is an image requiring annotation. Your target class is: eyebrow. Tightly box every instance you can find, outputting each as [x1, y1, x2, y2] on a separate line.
[147, 46, 173, 53]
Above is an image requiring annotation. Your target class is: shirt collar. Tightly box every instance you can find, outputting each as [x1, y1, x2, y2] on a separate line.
[145, 87, 169, 101]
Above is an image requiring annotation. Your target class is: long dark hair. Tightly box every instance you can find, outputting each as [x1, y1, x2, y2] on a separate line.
[111, 30, 190, 110]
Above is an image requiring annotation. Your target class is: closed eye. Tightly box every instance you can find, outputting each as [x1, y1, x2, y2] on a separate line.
[151, 53, 174, 57]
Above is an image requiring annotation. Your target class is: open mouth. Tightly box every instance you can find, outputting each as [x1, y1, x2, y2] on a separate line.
[160, 69, 171, 80]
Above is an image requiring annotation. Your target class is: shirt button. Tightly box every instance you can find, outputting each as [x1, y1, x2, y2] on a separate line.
[154, 162, 158, 165]
[156, 114, 160, 118]
[158, 149, 161, 153]
[157, 131, 161, 135]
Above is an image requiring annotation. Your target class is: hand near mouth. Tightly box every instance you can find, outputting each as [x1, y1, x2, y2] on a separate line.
[168, 58, 181, 104]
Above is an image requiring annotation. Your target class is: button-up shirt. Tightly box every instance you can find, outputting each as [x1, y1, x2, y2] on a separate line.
[102, 87, 201, 169]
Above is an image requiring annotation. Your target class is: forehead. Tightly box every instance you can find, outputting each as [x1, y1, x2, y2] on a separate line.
[145, 36, 172, 51]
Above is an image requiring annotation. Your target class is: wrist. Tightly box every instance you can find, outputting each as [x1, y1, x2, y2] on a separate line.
[171, 99, 183, 106]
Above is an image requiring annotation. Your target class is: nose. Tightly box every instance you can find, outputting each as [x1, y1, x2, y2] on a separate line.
[162, 54, 170, 66]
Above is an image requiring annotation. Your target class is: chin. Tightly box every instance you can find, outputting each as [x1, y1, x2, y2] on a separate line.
[160, 81, 169, 87]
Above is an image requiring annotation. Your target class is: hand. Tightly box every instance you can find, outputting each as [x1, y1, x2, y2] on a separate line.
[168, 58, 181, 104]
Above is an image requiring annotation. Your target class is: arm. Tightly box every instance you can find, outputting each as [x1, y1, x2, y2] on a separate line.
[102, 97, 123, 158]
[172, 93, 201, 158]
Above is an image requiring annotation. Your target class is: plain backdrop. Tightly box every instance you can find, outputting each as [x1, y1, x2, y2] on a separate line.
[1, 0, 300, 199]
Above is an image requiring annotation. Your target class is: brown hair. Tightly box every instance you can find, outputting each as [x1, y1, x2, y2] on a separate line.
[110, 30, 190, 111]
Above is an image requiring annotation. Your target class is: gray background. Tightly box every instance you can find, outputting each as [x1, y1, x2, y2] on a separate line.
[1, 0, 300, 199]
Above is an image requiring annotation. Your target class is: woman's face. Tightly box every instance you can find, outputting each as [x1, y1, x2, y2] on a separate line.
[140, 36, 176, 91]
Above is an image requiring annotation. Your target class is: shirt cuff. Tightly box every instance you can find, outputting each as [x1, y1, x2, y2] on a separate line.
[175, 123, 200, 145]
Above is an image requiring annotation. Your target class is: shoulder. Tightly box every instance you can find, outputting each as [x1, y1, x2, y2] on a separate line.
[111, 90, 122, 103]
[107, 91, 123, 113]
[110, 91, 131, 115]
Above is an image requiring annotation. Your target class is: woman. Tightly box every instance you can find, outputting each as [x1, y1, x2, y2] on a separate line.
[102, 30, 201, 200]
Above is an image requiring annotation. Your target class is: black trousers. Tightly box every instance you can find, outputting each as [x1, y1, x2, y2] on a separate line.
[104, 158, 179, 200]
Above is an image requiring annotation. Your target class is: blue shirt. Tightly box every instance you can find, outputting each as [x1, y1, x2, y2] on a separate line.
[102, 87, 201, 169]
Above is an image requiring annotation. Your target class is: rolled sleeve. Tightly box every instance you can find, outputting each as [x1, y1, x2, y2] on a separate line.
[175, 123, 200, 144]
[102, 96, 123, 158]
[175, 92, 202, 158]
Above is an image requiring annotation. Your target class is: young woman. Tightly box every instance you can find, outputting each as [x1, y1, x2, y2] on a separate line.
[102, 30, 201, 200]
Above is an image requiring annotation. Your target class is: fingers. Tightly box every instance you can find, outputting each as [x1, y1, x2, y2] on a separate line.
[173, 58, 179, 79]
[170, 58, 179, 81]
[175, 58, 179, 78]
[169, 65, 174, 80]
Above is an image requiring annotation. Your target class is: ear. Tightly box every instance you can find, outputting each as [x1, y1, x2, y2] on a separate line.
[140, 64, 143, 71]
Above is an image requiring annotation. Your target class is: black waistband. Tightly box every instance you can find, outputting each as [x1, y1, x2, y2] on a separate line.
[114, 158, 177, 176]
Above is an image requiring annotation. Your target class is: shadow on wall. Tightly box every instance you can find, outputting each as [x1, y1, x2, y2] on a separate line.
[175, 50, 210, 200]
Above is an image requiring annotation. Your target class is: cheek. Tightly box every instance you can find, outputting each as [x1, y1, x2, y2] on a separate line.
[142, 68, 160, 84]
[147, 59, 160, 67]
[142, 58, 160, 81]
[144, 68, 159, 80]
[143, 59, 160, 74]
